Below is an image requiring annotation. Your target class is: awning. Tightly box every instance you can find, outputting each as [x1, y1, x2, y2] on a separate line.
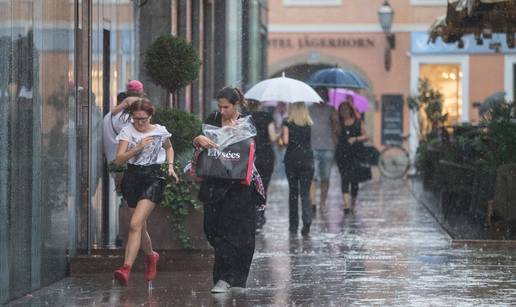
[428, 0, 516, 47]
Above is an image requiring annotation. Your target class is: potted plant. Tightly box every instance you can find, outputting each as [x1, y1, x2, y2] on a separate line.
[144, 34, 201, 105]
[152, 107, 203, 248]
[119, 35, 206, 249]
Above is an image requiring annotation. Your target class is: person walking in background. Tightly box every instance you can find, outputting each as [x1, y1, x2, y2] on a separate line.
[334, 97, 368, 214]
[103, 92, 129, 165]
[272, 101, 288, 176]
[193, 87, 264, 293]
[282, 102, 314, 236]
[112, 98, 178, 287]
[248, 99, 280, 229]
[308, 88, 337, 213]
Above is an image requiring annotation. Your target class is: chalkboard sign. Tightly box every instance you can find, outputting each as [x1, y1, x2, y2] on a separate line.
[381, 95, 404, 145]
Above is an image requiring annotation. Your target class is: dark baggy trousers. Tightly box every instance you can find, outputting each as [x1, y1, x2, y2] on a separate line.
[285, 161, 314, 231]
[203, 184, 256, 287]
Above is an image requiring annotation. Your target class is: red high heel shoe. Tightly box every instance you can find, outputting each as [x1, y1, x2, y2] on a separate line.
[114, 264, 131, 286]
[145, 251, 160, 281]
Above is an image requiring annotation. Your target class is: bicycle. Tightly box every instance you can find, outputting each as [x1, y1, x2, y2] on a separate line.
[378, 134, 411, 179]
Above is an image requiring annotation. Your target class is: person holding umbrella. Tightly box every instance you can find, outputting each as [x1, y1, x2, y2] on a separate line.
[334, 96, 369, 213]
[309, 87, 337, 213]
[282, 102, 314, 236]
[244, 74, 322, 235]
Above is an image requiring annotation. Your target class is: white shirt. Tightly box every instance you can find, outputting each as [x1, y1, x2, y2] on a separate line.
[116, 124, 172, 166]
[103, 112, 131, 162]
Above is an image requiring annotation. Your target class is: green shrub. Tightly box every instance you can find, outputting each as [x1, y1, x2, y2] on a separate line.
[152, 107, 202, 159]
[144, 35, 201, 95]
[160, 163, 201, 248]
[476, 102, 516, 178]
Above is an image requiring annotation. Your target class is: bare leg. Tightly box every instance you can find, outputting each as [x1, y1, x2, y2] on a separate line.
[310, 181, 317, 205]
[140, 222, 153, 255]
[128, 209, 153, 255]
[343, 193, 350, 210]
[320, 181, 330, 209]
[124, 200, 156, 266]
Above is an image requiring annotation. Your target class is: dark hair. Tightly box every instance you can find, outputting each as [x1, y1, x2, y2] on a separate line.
[338, 99, 360, 123]
[116, 92, 128, 104]
[126, 98, 155, 117]
[216, 86, 247, 107]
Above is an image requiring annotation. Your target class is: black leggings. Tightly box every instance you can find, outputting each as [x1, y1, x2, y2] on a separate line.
[341, 180, 359, 198]
[285, 160, 314, 230]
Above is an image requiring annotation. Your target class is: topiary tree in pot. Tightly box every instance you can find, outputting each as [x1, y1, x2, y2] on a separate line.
[144, 34, 201, 105]
[142, 35, 203, 248]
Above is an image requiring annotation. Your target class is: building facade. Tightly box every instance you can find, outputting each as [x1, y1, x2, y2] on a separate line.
[0, 0, 268, 303]
[267, 0, 515, 156]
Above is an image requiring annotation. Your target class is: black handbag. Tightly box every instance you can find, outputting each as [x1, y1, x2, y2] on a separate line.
[357, 165, 372, 182]
[359, 145, 380, 166]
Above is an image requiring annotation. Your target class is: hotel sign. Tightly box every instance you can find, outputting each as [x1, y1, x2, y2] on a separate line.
[269, 35, 376, 49]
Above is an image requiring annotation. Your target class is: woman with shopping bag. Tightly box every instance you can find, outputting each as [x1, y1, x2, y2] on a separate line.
[192, 87, 265, 293]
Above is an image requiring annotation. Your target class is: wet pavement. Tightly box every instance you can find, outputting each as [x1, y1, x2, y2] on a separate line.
[6, 170, 516, 306]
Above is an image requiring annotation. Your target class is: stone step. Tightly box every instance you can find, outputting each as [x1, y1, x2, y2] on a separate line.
[70, 249, 214, 275]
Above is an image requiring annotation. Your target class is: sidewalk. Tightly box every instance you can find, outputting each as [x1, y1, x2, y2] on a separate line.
[6, 170, 516, 306]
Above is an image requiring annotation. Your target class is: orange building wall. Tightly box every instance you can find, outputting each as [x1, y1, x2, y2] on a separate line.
[268, 1, 510, 150]
[268, 0, 446, 25]
[268, 31, 412, 149]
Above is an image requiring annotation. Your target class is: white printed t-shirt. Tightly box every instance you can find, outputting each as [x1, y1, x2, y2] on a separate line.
[116, 124, 172, 166]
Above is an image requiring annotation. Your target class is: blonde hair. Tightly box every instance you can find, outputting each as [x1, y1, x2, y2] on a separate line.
[287, 102, 313, 126]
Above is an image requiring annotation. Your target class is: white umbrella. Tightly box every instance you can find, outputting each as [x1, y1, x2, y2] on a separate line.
[244, 73, 322, 104]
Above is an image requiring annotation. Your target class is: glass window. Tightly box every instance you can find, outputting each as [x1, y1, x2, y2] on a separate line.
[419, 64, 463, 126]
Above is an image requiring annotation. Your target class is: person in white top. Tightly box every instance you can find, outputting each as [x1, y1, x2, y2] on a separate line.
[103, 80, 146, 164]
[112, 98, 178, 287]
[103, 92, 129, 163]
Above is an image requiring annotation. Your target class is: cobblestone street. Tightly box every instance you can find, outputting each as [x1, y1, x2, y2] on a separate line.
[6, 173, 516, 306]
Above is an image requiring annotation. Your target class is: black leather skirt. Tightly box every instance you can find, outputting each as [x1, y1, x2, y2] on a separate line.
[121, 164, 166, 208]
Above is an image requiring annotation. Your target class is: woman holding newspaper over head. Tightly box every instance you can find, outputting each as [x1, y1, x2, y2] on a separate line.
[112, 98, 178, 287]
[192, 87, 266, 293]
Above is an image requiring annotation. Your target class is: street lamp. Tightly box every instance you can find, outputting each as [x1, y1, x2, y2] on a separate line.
[378, 0, 395, 71]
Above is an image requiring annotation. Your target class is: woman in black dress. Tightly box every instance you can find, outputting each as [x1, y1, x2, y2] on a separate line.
[282, 102, 314, 236]
[193, 87, 263, 293]
[247, 100, 279, 229]
[334, 98, 369, 213]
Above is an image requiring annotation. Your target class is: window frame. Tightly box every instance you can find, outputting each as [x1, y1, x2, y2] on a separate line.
[410, 0, 447, 6]
[283, 0, 342, 7]
[504, 55, 516, 102]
